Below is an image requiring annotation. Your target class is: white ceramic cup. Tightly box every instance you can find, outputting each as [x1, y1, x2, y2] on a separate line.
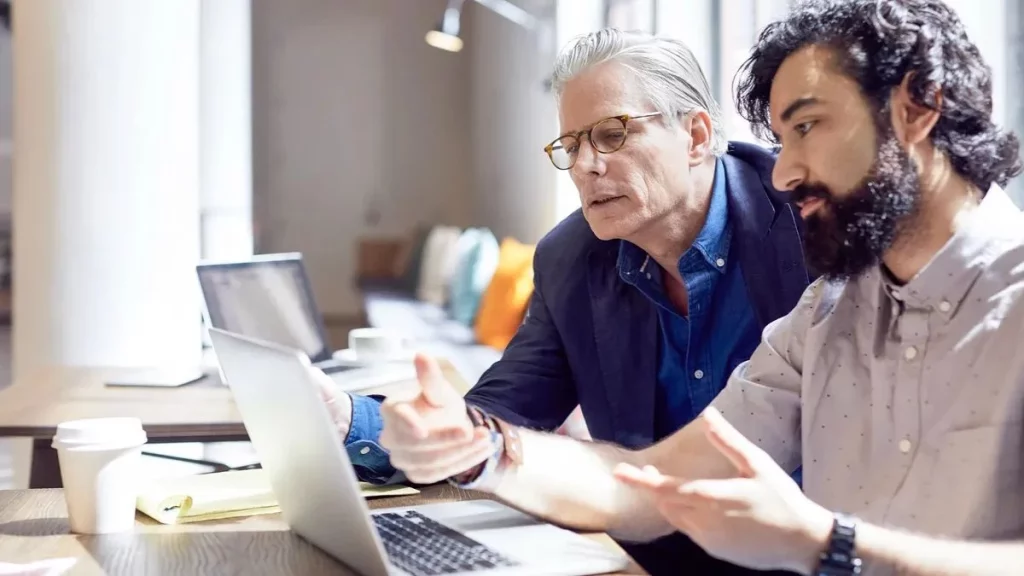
[347, 328, 407, 362]
[51, 417, 148, 534]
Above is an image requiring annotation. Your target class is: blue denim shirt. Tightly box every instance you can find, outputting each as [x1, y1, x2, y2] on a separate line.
[617, 159, 761, 437]
[345, 394, 398, 483]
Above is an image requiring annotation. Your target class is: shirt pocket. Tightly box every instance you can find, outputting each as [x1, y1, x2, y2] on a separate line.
[922, 422, 1024, 536]
[937, 423, 1021, 473]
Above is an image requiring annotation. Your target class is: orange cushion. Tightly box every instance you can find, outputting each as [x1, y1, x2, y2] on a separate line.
[473, 237, 536, 350]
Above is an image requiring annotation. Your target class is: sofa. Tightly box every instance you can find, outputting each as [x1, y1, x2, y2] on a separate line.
[354, 226, 533, 385]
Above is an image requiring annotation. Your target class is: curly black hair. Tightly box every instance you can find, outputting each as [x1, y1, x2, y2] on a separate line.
[734, 0, 1022, 193]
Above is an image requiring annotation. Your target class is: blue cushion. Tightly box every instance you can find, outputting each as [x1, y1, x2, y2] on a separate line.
[446, 228, 482, 307]
[449, 228, 500, 326]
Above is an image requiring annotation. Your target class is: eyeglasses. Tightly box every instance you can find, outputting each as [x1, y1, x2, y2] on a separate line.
[543, 112, 662, 170]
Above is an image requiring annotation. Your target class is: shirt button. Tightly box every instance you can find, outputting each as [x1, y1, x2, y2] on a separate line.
[898, 439, 912, 454]
[359, 447, 371, 455]
[938, 300, 952, 313]
[645, 272, 651, 280]
[903, 346, 918, 361]
[891, 289, 902, 301]
[694, 369, 705, 379]
[715, 258, 725, 268]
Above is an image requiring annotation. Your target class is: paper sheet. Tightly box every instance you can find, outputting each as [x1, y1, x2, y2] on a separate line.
[136, 469, 418, 524]
[0, 559, 77, 576]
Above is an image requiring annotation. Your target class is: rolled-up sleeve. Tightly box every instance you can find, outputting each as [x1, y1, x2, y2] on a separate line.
[711, 278, 825, 475]
[345, 394, 405, 485]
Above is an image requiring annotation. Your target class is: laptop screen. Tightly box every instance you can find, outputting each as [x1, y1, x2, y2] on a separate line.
[196, 255, 332, 363]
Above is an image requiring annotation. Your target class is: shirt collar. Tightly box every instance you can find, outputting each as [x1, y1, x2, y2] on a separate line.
[880, 185, 1022, 318]
[617, 158, 732, 283]
[686, 158, 732, 274]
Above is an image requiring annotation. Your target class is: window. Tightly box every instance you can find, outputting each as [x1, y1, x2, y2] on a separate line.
[606, 0, 654, 33]
[944, 0, 1024, 206]
[1007, 0, 1024, 206]
[657, 0, 790, 146]
[655, 0, 714, 83]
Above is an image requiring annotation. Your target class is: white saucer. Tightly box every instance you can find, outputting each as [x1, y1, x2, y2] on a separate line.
[332, 348, 416, 367]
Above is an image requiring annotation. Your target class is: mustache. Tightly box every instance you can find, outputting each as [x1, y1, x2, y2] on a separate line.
[790, 183, 833, 206]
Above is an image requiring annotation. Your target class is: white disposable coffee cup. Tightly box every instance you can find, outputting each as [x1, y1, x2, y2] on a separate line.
[348, 328, 407, 362]
[51, 417, 148, 534]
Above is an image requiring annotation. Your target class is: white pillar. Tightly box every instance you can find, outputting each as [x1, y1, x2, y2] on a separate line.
[198, 0, 255, 468]
[201, 0, 253, 260]
[656, 0, 714, 79]
[13, 0, 202, 371]
[9, 0, 202, 488]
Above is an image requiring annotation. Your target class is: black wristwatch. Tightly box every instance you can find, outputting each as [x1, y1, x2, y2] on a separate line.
[814, 513, 862, 575]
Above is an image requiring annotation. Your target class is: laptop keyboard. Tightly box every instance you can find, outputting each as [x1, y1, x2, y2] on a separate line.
[372, 510, 520, 575]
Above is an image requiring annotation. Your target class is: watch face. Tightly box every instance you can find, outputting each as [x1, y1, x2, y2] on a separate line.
[834, 513, 858, 531]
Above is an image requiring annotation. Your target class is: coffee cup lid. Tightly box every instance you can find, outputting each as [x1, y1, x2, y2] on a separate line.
[51, 417, 147, 451]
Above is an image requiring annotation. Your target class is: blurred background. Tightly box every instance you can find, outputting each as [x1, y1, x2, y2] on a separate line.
[0, 0, 1020, 489]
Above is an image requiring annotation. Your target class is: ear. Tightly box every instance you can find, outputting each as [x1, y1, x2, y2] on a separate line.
[684, 110, 714, 167]
[890, 73, 941, 146]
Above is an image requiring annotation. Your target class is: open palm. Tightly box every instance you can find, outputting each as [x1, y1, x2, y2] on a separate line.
[615, 408, 833, 573]
[378, 354, 495, 484]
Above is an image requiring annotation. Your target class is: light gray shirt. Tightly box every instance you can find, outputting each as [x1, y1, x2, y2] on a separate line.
[712, 186, 1024, 542]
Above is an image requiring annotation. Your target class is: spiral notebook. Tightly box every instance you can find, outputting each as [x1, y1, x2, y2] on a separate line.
[136, 469, 418, 524]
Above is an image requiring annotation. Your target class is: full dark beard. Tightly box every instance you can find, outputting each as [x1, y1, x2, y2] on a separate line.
[794, 130, 922, 281]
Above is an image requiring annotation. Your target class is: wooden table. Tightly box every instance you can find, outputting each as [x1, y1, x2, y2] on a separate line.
[0, 361, 467, 489]
[0, 485, 646, 575]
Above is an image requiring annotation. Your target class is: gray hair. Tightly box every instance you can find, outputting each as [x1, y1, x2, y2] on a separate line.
[551, 28, 728, 156]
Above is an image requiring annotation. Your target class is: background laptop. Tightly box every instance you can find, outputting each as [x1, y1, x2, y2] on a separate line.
[196, 253, 344, 371]
[207, 327, 630, 576]
[196, 253, 414, 389]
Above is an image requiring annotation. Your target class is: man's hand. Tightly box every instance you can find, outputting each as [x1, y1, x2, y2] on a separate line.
[614, 407, 833, 575]
[312, 367, 354, 442]
[379, 353, 495, 484]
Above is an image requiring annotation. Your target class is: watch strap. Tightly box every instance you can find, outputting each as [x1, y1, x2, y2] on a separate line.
[492, 415, 523, 466]
[448, 405, 515, 489]
[814, 513, 862, 575]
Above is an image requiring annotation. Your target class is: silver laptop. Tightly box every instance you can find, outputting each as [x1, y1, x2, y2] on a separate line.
[196, 253, 414, 390]
[207, 327, 630, 576]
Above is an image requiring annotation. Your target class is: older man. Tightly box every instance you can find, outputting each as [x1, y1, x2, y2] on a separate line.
[381, 1, 1024, 574]
[328, 29, 811, 574]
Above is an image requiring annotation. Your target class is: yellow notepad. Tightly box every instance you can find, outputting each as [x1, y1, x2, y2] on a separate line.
[136, 469, 419, 524]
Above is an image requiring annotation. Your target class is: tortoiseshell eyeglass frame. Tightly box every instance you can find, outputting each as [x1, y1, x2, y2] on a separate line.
[543, 112, 662, 170]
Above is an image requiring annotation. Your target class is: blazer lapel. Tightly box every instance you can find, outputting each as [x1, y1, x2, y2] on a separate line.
[765, 203, 813, 317]
[587, 245, 658, 448]
[722, 153, 811, 330]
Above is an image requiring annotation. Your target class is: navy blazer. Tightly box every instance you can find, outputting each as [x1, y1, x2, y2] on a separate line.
[463, 142, 811, 576]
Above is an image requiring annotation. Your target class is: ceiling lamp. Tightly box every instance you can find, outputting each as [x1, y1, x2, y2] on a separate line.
[425, 0, 466, 53]
[426, 0, 538, 53]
